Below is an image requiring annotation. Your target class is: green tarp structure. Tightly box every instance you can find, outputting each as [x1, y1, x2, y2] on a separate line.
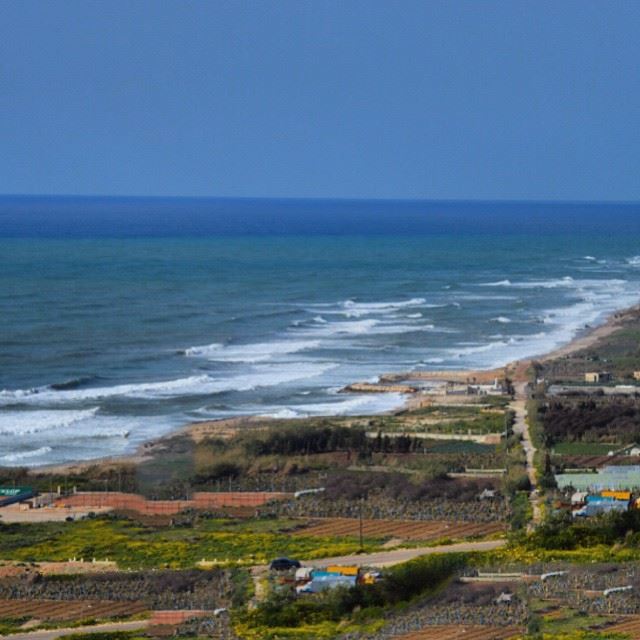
[0, 486, 34, 506]
[556, 466, 640, 491]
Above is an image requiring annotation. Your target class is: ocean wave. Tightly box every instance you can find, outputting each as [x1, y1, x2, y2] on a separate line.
[479, 276, 627, 291]
[627, 256, 640, 266]
[293, 317, 444, 338]
[0, 375, 217, 404]
[264, 408, 300, 419]
[49, 376, 98, 391]
[2, 446, 53, 462]
[263, 392, 405, 418]
[493, 316, 512, 323]
[343, 297, 426, 312]
[184, 339, 320, 362]
[437, 284, 640, 369]
[307, 298, 428, 318]
[0, 407, 99, 435]
[0, 364, 339, 406]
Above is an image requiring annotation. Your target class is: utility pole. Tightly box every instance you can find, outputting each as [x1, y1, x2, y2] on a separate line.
[359, 498, 364, 551]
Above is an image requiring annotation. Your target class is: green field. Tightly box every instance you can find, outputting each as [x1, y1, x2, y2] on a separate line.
[552, 441, 621, 456]
[0, 516, 383, 569]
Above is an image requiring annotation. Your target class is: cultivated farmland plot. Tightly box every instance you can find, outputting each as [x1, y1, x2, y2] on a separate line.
[603, 615, 640, 639]
[393, 625, 521, 640]
[0, 599, 147, 621]
[295, 518, 505, 541]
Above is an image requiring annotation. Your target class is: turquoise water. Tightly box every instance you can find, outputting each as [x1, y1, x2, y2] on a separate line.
[2, 230, 640, 466]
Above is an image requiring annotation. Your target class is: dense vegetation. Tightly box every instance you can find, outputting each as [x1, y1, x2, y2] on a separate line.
[322, 471, 498, 503]
[241, 553, 467, 635]
[540, 398, 640, 444]
[527, 510, 640, 551]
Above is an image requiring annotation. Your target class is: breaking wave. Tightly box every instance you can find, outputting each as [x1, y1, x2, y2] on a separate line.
[0, 408, 99, 435]
[184, 340, 320, 362]
[2, 446, 53, 463]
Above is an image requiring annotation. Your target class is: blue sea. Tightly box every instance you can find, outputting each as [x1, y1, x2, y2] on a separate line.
[1, 198, 640, 466]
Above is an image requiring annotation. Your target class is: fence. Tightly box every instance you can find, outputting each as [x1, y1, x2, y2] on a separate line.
[55, 491, 292, 515]
[150, 610, 213, 625]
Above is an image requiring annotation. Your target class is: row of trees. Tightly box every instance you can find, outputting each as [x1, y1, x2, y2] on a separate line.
[242, 423, 487, 457]
[528, 509, 640, 551]
[541, 398, 640, 444]
[323, 470, 500, 503]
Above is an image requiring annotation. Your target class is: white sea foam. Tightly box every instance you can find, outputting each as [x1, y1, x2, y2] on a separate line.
[0, 408, 99, 435]
[307, 298, 428, 318]
[479, 276, 627, 291]
[438, 281, 640, 370]
[0, 363, 339, 406]
[342, 297, 426, 313]
[493, 316, 512, 323]
[627, 256, 640, 266]
[2, 446, 53, 463]
[296, 319, 444, 338]
[0, 375, 217, 404]
[264, 408, 300, 419]
[264, 392, 406, 418]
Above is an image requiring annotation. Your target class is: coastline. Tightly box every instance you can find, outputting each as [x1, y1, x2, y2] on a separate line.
[33, 301, 640, 476]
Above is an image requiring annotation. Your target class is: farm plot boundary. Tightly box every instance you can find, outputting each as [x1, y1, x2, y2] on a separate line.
[294, 518, 505, 542]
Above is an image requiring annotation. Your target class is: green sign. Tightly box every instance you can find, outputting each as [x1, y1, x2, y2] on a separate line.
[0, 487, 31, 497]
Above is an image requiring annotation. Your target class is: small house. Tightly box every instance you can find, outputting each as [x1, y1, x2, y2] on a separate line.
[495, 592, 513, 604]
[585, 372, 612, 383]
[571, 491, 588, 506]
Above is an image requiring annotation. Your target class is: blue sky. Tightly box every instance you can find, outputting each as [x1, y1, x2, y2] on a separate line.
[1, 1, 639, 201]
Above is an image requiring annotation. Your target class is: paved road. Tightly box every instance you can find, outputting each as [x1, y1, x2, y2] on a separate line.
[301, 538, 506, 568]
[511, 382, 542, 525]
[0, 619, 149, 640]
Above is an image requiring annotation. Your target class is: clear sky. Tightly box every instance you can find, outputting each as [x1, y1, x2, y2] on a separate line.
[1, 1, 639, 201]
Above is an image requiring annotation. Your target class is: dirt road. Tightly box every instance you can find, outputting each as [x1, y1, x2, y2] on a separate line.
[0, 619, 149, 640]
[301, 538, 506, 568]
[511, 382, 542, 525]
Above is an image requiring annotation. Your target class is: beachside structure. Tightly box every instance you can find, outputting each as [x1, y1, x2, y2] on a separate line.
[584, 371, 612, 383]
[0, 486, 34, 507]
[444, 379, 508, 397]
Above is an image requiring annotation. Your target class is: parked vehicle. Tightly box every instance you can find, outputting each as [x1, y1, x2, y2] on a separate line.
[270, 557, 301, 571]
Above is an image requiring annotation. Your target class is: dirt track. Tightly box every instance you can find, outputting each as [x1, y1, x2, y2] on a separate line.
[511, 383, 541, 525]
[0, 619, 149, 639]
[301, 538, 506, 568]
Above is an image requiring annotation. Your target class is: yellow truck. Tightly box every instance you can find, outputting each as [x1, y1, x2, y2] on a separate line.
[601, 490, 631, 502]
[326, 565, 359, 577]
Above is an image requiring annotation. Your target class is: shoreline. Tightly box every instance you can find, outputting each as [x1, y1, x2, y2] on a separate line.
[31, 302, 640, 476]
